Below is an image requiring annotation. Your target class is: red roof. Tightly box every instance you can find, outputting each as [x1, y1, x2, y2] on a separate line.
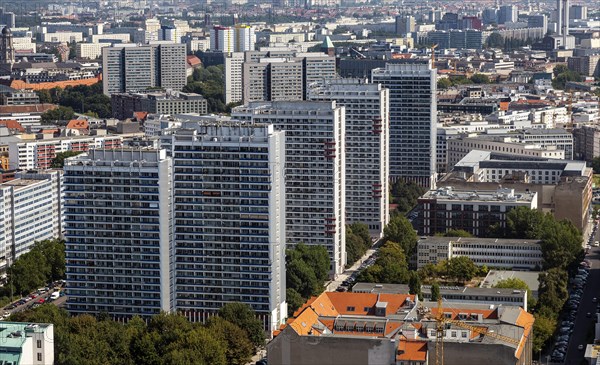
[0, 104, 57, 115]
[133, 111, 148, 121]
[0, 120, 24, 132]
[186, 55, 202, 67]
[66, 119, 89, 130]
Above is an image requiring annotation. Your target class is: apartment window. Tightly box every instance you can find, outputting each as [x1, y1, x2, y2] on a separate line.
[37, 353, 42, 361]
[347, 306, 355, 312]
[37, 339, 42, 348]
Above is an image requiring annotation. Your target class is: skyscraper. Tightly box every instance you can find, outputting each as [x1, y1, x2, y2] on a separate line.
[498, 5, 518, 24]
[233, 101, 347, 277]
[102, 43, 186, 96]
[557, 0, 570, 47]
[0, 9, 15, 28]
[309, 80, 390, 238]
[372, 61, 437, 188]
[234, 25, 256, 52]
[170, 123, 287, 330]
[210, 25, 256, 52]
[64, 149, 174, 318]
[570, 5, 587, 20]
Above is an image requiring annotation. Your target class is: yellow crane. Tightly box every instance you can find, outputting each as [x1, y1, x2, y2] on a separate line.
[424, 298, 521, 365]
[430, 44, 438, 65]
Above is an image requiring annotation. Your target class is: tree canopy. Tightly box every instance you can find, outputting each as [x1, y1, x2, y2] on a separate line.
[345, 222, 372, 266]
[285, 243, 330, 315]
[183, 65, 226, 113]
[383, 215, 418, 256]
[356, 241, 410, 284]
[10, 304, 261, 365]
[389, 180, 425, 215]
[51, 151, 84, 168]
[41, 106, 75, 124]
[37, 83, 112, 119]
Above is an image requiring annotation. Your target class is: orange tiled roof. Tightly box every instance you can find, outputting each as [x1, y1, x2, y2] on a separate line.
[41, 129, 59, 134]
[514, 310, 535, 359]
[396, 340, 428, 362]
[0, 120, 24, 132]
[187, 55, 202, 67]
[133, 111, 148, 121]
[9, 77, 101, 91]
[0, 104, 57, 115]
[325, 292, 413, 316]
[67, 119, 89, 130]
[429, 307, 497, 321]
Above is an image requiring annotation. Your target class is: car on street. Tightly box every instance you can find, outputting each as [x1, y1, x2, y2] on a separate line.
[578, 345, 585, 350]
[594, 297, 598, 303]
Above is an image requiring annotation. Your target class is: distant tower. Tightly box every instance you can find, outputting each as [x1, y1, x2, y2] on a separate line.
[321, 36, 335, 57]
[0, 26, 14, 65]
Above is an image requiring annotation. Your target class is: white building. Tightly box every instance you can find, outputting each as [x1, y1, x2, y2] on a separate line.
[417, 186, 538, 236]
[7, 135, 123, 170]
[309, 80, 390, 238]
[210, 26, 234, 52]
[41, 32, 83, 43]
[447, 136, 565, 169]
[64, 149, 174, 317]
[529, 107, 568, 128]
[233, 101, 347, 277]
[186, 38, 210, 53]
[90, 33, 131, 43]
[0, 170, 63, 275]
[170, 123, 287, 330]
[0, 322, 54, 365]
[416, 236, 543, 270]
[372, 61, 437, 188]
[234, 25, 256, 52]
[75, 42, 110, 59]
[224, 52, 245, 104]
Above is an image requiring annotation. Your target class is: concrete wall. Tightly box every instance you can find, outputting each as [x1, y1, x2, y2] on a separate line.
[432, 342, 521, 365]
[268, 329, 396, 365]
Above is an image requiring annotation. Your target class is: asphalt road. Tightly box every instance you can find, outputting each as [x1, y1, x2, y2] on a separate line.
[562, 229, 600, 365]
[2, 289, 66, 318]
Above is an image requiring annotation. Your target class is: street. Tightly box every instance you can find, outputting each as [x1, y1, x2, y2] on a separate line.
[2, 287, 67, 319]
[325, 239, 383, 292]
[561, 227, 600, 365]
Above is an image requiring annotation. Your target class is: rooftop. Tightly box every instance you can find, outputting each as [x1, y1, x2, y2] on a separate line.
[421, 186, 537, 203]
[480, 270, 541, 293]
[417, 236, 542, 247]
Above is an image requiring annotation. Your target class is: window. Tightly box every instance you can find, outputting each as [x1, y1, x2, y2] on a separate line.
[37, 340, 42, 348]
[347, 306, 355, 312]
[462, 332, 467, 338]
[37, 353, 42, 361]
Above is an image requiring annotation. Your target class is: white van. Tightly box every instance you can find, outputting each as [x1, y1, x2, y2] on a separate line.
[50, 291, 60, 301]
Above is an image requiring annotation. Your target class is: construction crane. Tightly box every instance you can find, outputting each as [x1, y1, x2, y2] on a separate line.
[430, 44, 438, 65]
[421, 298, 521, 365]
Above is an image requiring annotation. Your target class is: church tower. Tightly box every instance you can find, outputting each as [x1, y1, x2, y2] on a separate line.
[0, 26, 15, 65]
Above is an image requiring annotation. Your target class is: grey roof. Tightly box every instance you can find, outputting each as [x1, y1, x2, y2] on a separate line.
[417, 236, 542, 247]
[481, 270, 540, 293]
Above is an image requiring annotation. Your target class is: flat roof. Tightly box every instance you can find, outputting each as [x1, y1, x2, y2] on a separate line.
[480, 270, 541, 293]
[352, 282, 527, 299]
[417, 236, 542, 247]
[422, 186, 536, 203]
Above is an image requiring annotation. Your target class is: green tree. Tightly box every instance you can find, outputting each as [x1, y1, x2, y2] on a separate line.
[505, 207, 550, 239]
[552, 70, 582, 90]
[537, 268, 568, 317]
[553, 64, 569, 77]
[437, 78, 452, 90]
[389, 180, 425, 215]
[446, 256, 478, 283]
[470, 73, 490, 84]
[486, 33, 504, 48]
[593, 156, 600, 174]
[532, 315, 556, 355]
[41, 106, 75, 124]
[540, 219, 583, 269]
[218, 302, 265, 348]
[357, 241, 410, 284]
[37, 89, 52, 103]
[207, 317, 254, 365]
[51, 151, 84, 168]
[408, 271, 422, 299]
[431, 282, 441, 301]
[286, 288, 305, 316]
[383, 215, 417, 255]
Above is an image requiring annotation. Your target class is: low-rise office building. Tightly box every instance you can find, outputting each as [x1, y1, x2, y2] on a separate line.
[352, 283, 529, 311]
[417, 186, 538, 237]
[416, 236, 543, 271]
[111, 91, 207, 120]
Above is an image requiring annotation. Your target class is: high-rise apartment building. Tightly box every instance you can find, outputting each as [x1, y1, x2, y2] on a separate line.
[395, 15, 416, 36]
[224, 52, 245, 104]
[527, 14, 548, 31]
[234, 25, 256, 51]
[372, 61, 437, 188]
[570, 5, 587, 20]
[309, 80, 390, 238]
[0, 170, 63, 273]
[498, 5, 518, 24]
[170, 123, 287, 330]
[210, 25, 256, 52]
[102, 43, 186, 96]
[64, 149, 174, 318]
[233, 101, 346, 277]
[238, 51, 336, 103]
[0, 8, 15, 28]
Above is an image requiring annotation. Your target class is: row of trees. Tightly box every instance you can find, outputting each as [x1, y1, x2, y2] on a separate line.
[11, 303, 264, 365]
[3, 239, 65, 301]
[285, 243, 330, 315]
[437, 74, 491, 89]
[389, 180, 425, 215]
[418, 257, 488, 285]
[346, 223, 372, 266]
[183, 65, 230, 113]
[38, 83, 112, 119]
[487, 207, 582, 354]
